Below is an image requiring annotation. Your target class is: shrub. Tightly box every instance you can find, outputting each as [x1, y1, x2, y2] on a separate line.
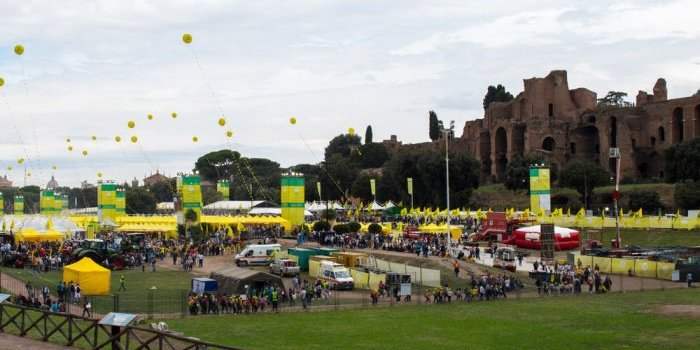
[551, 188, 583, 209]
[627, 190, 663, 212]
[313, 221, 331, 232]
[333, 224, 349, 234]
[368, 223, 383, 234]
[347, 222, 361, 233]
[675, 181, 700, 210]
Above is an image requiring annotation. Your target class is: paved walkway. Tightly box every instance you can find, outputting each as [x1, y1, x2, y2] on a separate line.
[0, 333, 75, 350]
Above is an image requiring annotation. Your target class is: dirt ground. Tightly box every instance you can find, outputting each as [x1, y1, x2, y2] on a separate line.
[0, 333, 75, 350]
[654, 304, 700, 318]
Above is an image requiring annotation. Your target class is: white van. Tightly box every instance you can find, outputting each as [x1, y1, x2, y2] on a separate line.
[319, 261, 354, 290]
[235, 244, 281, 267]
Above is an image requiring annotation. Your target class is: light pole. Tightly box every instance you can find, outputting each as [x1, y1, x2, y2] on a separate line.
[442, 121, 455, 250]
[609, 147, 622, 247]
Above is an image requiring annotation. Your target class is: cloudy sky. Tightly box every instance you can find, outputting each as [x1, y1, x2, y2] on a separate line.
[0, 0, 698, 187]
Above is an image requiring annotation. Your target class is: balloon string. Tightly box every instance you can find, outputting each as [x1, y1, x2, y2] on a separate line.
[18, 59, 44, 183]
[188, 47, 226, 118]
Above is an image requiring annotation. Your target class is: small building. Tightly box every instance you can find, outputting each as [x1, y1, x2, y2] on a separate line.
[0, 175, 13, 189]
[143, 170, 170, 187]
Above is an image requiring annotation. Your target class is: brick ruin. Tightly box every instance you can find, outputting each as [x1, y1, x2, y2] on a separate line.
[389, 70, 700, 182]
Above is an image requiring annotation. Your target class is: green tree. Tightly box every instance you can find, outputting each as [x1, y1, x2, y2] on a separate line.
[202, 186, 223, 205]
[597, 91, 630, 107]
[504, 154, 544, 191]
[324, 134, 362, 161]
[559, 160, 610, 208]
[350, 173, 373, 202]
[368, 223, 383, 234]
[125, 187, 156, 214]
[20, 186, 41, 213]
[674, 181, 700, 210]
[365, 125, 373, 144]
[429, 110, 439, 141]
[148, 181, 174, 203]
[664, 138, 700, 182]
[627, 190, 663, 212]
[194, 149, 241, 181]
[483, 84, 514, 110]
[360, 143, 390, 168]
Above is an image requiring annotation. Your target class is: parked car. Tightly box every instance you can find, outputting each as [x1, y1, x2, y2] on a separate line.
[269, 259, 300, 276]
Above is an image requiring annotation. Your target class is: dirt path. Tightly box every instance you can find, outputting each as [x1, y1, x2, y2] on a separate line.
[0, 333, 75, 350]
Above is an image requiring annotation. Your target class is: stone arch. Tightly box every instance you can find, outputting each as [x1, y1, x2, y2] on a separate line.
[511, 125, 526, 157]
[695, 104, 700, 138]
[542, 136, 555, 152]
[480, 131, 491, 178]
[570, 126, 600, 163]
[494, 127, 508, 180]
[658, 126, 665, 143]
[672, 107, 684, 143]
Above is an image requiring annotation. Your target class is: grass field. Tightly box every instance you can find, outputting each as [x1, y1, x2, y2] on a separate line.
[0, 265, 195, 314]
[166, 288, 700, 350]
[590, 228, 700, 248]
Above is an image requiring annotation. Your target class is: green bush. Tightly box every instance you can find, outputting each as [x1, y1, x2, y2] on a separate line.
[674, 181, 700, 210]
[333, 224, 349, 234]
[347, 222, 361, 233]
[551, 188, 583, 209]
[628, 190, 663, 212]
[313, 221, 331, 232]
[368, 223, 383, 234]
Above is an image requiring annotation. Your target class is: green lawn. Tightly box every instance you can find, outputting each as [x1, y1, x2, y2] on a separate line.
[590, 228, 700, 248]
[165, 288, 700, 350]
[0, 266, 195, 315]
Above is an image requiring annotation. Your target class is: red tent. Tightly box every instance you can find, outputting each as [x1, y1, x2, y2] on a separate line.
[507, 225, 580, 251]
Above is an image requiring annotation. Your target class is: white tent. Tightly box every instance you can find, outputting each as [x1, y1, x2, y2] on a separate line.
[1, 215, 81, 234]
[249, 207, 313, 217]
[383, 201, 396, 209]
[367, 201, 385, 211]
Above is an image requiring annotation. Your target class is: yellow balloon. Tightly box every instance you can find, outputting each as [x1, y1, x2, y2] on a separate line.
[91, 135, 97, 141]
[67, 146, 73, 151]
[66, 138, 71, 143]
[115, 135, 121, 142]
[128, 120, 136, 129]
[147, 114, 154, 120]
[0, 77, 4, 87]
[192, 136, 199, 143]
[97, 172, 102, 178]
[348, 127, 355, 135]
[226, 130, 234, 138]
[289, 117, 297, 125]
[131, 135, 138, 143]
[26, 172, 31, 177]
[171, 112, 177, 119]
[14, 44, 24, 56]
[218, 117, 226, 127]
[17, 158, 24, 164]
[6, 166, 12, 171]
[182, 33, 193, 44]
[52, 165, 57, 170]
[82, 150, 88, 156]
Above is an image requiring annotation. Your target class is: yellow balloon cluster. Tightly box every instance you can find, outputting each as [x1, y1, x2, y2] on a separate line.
[226, 130, 234, 138]
[17, 158, 24, 164]
[67, 146, 73, 152]
[131, 135, 138, 143]
[218, 117, 226, 127]
[348, 127, 355, 135]
[147, 114, 154, 120]
[289, 117, 297, 125]
[14, 44, 24, 56]
[171, 112, 177, 119]
[115, 135, 122, 143]
[192, 136, 199, 143]
[128, 120, 136, 129]
[82, 150, 88, 156]
[0, 77, 4, 87]
[182, 33, 193, 44]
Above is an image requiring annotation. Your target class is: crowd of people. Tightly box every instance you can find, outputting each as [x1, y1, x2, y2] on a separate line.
[531, 260, 614, 295]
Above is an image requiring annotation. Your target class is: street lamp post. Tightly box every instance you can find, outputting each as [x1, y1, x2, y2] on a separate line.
[609, 147, 622, 247]
[442, 121, 455, 250]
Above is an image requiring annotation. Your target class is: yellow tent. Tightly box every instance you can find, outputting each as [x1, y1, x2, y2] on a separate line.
[62, 257, 111, 296]
[15, 228, 65, 242]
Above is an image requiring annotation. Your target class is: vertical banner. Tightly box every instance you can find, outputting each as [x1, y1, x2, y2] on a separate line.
[370, 178, 376, 197]
[217, 179, 230, 199]
[316, 181, 322, 199]
[181, 175, 202, 224]
[281, 175, 305, 228]
[40, 190, 54, 215]
[53, 193, 63, 213]
[0, 192, 3, 215]
[529, 167, 551, 212]
[116, 188, 126, 215]
[98, 183, 117, 224]
[14, 195, 24, 215]
[406, 177, 413, 195]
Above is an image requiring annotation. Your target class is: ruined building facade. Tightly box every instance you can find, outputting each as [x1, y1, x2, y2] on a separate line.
[454, 70, 700, 181]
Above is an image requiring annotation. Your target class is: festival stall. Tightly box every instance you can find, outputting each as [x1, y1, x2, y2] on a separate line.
[62, 257, 111, 295]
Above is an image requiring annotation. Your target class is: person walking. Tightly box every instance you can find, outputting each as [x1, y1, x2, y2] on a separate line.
[688, 272, 693, 288]
[271, 288, 279, 313]
[119, 275, 126, 291]
[82, 299, 92, 318]
[452, 260, 460, 278]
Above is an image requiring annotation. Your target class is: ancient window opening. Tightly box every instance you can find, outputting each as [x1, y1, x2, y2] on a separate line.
[672, 107, 684, 143]
[570, 142, 576, 154]
[658, 126, 665, 142]
[548, 103, 554, 117]
[610, 116, 618, 147]
[542, 137, 555, 152]
[650, 137, 656, 146]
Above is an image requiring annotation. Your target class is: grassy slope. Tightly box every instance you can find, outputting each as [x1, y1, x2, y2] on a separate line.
[166, 288, 700, 350]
